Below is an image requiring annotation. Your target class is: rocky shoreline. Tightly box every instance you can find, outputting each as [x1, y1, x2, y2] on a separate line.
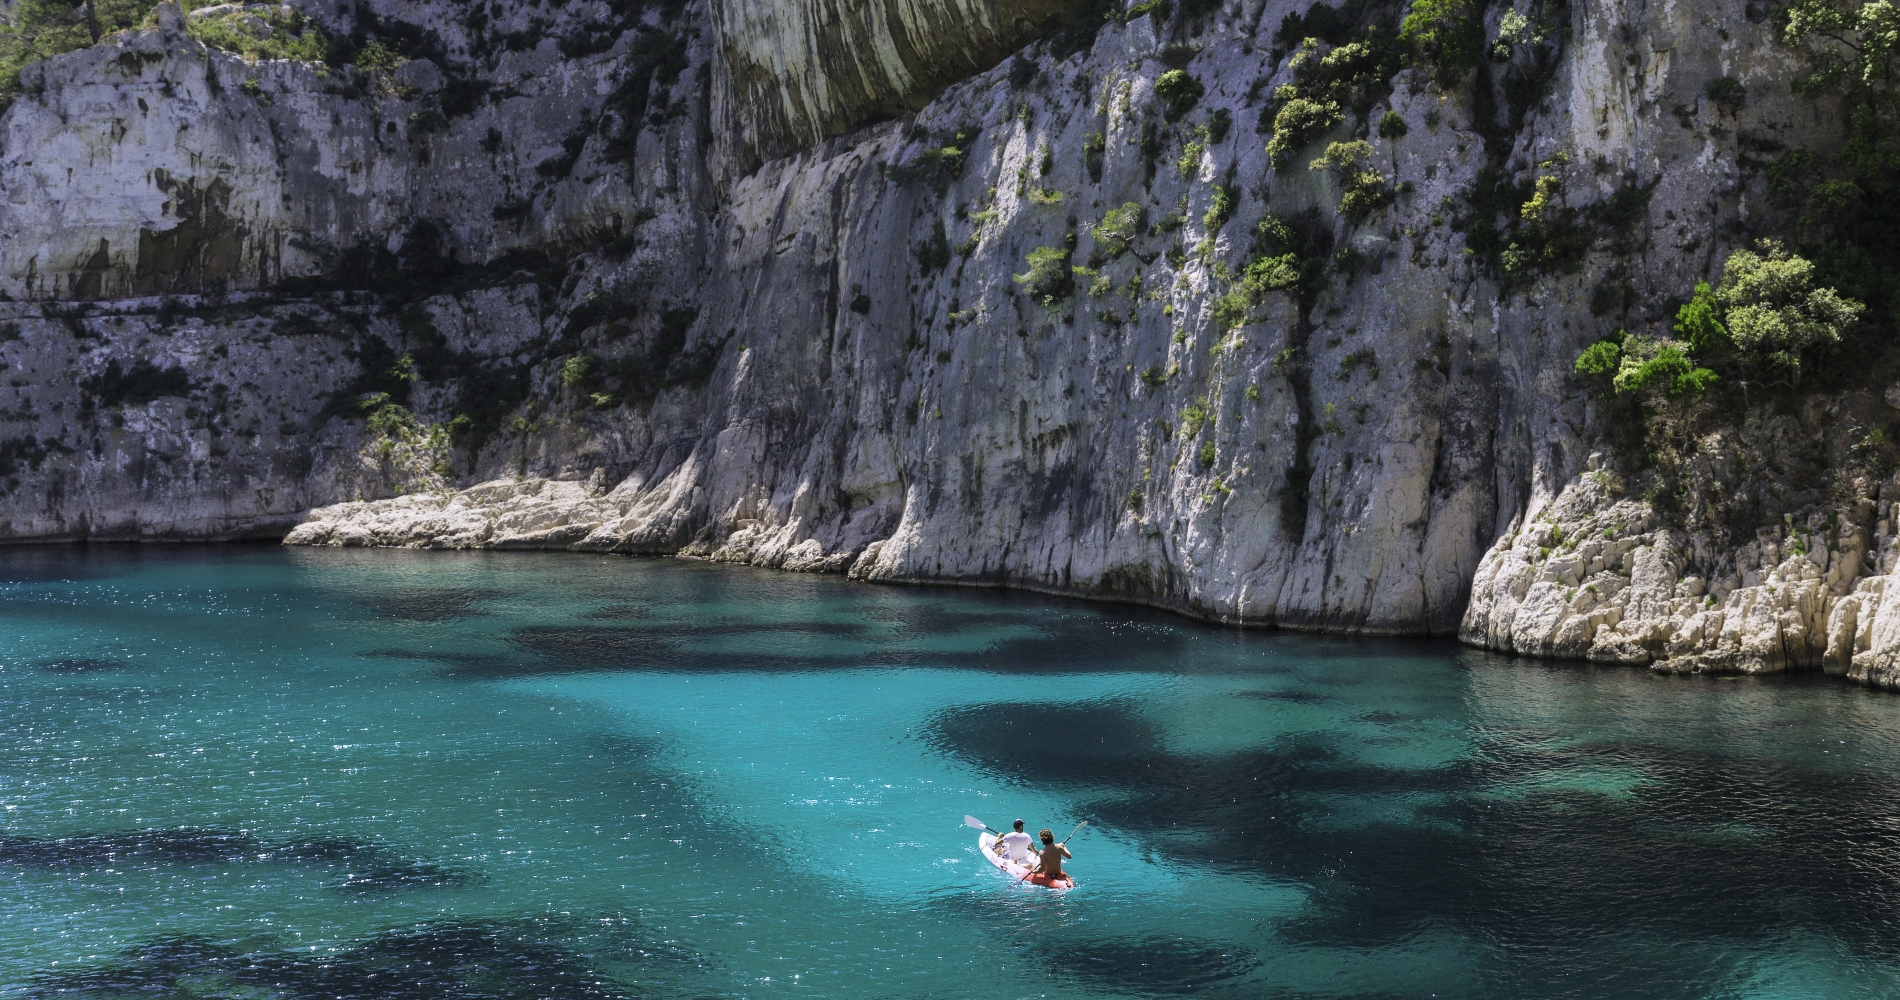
[277, 454, 1900, 692]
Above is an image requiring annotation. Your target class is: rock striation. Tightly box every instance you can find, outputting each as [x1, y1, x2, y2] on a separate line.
[1460, 394, 1900, 688]
[4, 0, 1892, 684]
[708, 0, 1070, 174]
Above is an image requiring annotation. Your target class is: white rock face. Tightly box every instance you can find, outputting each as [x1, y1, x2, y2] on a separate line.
[286, 475, 618, 548]
[0, 2, 697, 300]
[1461, 471, 1874, 674]
[1459, 393, 1900, 689]
[0, 0, 1875, 675]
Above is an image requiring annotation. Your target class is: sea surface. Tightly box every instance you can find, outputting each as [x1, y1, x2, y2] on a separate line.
[1, 546, 1898, 999]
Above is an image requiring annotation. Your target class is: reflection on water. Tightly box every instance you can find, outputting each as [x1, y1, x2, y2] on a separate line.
[1, 546, 1898, 999]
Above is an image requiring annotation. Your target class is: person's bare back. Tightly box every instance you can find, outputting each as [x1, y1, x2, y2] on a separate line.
[1034, 828, 1071, 879]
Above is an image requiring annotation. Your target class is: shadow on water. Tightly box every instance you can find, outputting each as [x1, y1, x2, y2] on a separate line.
[21, 912, 683, 1000]
[18, 547, 1900, 997]
[1228, 688, 1327, 703]
[381, 602, 1393, 680]
[0, 828, 479, 894]
[1054, 938, 1259, 996]
[926, 692, 1900, 989]
[0, 544, 233, 585]
[581, 604, 655, 620]
[35, 657, 125, 674]
[366, 587, 507, 623]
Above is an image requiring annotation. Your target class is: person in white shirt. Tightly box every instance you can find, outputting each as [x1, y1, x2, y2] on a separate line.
[992, 819, 1034, 864]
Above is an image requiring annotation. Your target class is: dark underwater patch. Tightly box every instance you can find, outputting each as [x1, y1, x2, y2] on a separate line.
[581, 604, 653, 620]
[927, 699, 1168, 789]
[359, 647, 527, 675]
[0, 827, 476, 895]
[464, 612, 1249, 678]
[333, 860, 478, 893]
[0, 828, 257, 868]
[1052, 938, 1259, 995]
[36, 657, 125, 674]
[926, 696, 1900, 978]
[21, 915, 648, 1000]
[366, 587, 506, 622]
[1231, 688, 1327, 703]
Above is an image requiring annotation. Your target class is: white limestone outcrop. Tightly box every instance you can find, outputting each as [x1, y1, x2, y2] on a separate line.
[285, 475, 619, 549]
[1462, 471, 1878, 675]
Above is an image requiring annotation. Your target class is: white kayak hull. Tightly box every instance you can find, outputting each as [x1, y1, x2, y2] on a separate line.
[979, 831, 1074, 889]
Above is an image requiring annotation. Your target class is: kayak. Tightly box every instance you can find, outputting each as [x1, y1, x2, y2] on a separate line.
[979, 832, 1075, 889]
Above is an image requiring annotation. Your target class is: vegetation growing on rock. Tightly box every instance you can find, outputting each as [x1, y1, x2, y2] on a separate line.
[1399, 0, 1484, 77]
[1015, 246, 1075, 304]
[1309, 140, 1392, 224]
[1153, 69, 1203, 119]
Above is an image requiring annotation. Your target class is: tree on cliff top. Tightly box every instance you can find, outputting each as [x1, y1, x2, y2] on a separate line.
[1576, 242, 1860, 408]
[1714, 240, 1864, 391]
[1770, 0, 1900, 383]
[0, 0, 154, 110]
[1399, 0, 1486, 79]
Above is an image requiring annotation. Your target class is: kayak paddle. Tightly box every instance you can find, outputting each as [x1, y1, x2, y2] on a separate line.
[964, 814, 1002, 836]
[1016, 820, 1087, 885]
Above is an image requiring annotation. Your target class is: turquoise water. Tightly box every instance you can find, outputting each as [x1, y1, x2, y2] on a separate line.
[3, 548, 1900, 998]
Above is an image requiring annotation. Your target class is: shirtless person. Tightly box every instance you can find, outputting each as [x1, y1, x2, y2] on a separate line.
[1033, 827, 1072, 881]
[992, 819, 1035, 864]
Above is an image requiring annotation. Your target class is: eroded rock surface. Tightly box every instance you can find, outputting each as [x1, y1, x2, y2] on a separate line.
[4, 0, 1885, 681]
[1461, 393, 1900, 688]
[708, 0, 1069, 173]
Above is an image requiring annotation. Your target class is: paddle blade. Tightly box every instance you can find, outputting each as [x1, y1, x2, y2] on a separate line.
[964, 815, 988, 829]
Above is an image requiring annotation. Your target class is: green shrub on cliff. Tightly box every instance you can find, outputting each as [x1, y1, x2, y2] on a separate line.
[885, 125, 979, 192]
[560, 355, 596, 392]
[1759, 0, 1900, 388]
[1713, 240, 1863, 390]
[1262, 27, 1403, 170]
[1496, 171, 1589, 277]
[1203, 183, 1238, 229]
[1213, 212, 1332, 329]
[915, 220, 951, 274]
[1092, 203, 1143, 257]
[1575, 332, 1717, 402]
[1310, 140, 1393, 224]
[1266, 96, 1343, 168]
[1154, 69, 1203, 120]
[1014, 246, 1074, 304]
[186, 5, 331, 63]
[1399, 0, 1486, 78]
[1673, 281, 1725, 350]
[0, 0, 159, 111]
[1083, 131, 1106, 183]
[1576, 242, 1860, 408]
[1457, 154, 1611, 285]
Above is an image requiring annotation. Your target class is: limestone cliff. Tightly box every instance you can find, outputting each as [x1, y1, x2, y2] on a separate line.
[1, 0, 1884, 680]
[708, 0, 1070, 174]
